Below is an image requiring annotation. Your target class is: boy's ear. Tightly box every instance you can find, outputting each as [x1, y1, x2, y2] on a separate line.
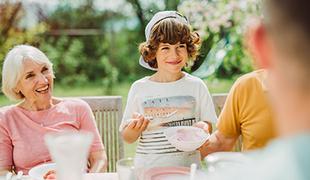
[247, 21, 272, 69]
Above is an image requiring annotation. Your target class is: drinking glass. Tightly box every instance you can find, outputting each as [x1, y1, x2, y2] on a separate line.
[45, 131, 93, 180]
[117, 157, 136, 180]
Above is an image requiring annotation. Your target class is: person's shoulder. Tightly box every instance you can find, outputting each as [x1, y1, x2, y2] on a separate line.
[0, 105, 18, 114]
[134, 76, 150, 84]
[183, 72, 205, 84]
[130, 76, 151, 88]
[59, 98, 90, 109]
[234, 70, 262, 87]
[182, 73, 210, 91]
[229, 70, 267, 97]
[0, 105, 17, 122]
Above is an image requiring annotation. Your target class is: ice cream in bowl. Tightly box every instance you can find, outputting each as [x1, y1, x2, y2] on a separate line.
[163, 126, 210, 152]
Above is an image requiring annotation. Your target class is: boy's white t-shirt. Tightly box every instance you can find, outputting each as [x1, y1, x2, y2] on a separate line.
[120, 72, 217, 170]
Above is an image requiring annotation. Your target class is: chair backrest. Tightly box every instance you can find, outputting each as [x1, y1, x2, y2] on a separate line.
[212, 93, 228, 116]
[211, 93, 242, 151]
[79, 96, 124, 172]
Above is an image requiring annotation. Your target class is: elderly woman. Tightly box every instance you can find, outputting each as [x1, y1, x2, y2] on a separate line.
[0, 45, 107, 175]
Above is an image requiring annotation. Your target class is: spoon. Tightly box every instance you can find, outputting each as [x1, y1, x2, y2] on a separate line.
[16, 171, 23, 180]
[5, 172, 13, 180]
[190, 163, 197, 180]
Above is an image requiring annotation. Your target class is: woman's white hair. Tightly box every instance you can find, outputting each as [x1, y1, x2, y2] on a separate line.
[1, 45, 54, 101]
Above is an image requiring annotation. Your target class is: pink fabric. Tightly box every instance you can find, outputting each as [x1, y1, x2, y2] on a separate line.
[0, 99, 104, 174]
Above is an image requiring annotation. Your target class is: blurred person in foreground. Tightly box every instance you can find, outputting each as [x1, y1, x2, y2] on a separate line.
[205, 0, 310, 179]
[0, 45, 107, 176]
[199, 68, 276, 158]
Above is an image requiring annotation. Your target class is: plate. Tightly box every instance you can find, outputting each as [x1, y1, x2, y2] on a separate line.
[205, 152, 250, 170]
[143, 166, 190, 180]
[164, 126, 210, 151]
[28, 163, 56, 180]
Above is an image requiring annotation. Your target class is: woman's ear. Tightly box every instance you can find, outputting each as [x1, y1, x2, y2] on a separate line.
[13, 83, 22, 94]
[246, 21, 273, 69]
[13, 87, 19, 94]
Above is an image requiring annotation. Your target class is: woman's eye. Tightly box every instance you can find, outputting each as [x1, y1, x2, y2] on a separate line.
[25, 74, 34, 79]
[161, 47, 169, 50]
[179, 44, 186, 48]
[42, 67, 49, 73]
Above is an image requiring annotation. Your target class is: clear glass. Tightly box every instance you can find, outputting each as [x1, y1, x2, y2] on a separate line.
[45, 131, 93, 180]
[117, 157, 136, 180]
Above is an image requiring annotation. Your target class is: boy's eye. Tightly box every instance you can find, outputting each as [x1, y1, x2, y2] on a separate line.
[179, 44, 186, 48]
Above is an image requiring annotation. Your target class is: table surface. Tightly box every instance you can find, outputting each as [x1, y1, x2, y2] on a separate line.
[21, 173, 118, 180]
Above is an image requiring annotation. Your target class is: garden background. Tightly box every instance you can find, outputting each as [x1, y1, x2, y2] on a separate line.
[0, 0, 259, 157]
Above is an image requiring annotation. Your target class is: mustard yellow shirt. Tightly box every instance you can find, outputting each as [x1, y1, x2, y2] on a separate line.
[217, 69, 276, 150]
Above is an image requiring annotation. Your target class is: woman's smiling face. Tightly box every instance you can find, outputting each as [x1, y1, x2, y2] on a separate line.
[15, 59, 54, 104]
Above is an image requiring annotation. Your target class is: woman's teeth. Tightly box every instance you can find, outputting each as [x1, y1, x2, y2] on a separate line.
[36, 85, 49, 93]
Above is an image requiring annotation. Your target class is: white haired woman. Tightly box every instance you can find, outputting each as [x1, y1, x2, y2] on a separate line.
[0, 45, 107, 175]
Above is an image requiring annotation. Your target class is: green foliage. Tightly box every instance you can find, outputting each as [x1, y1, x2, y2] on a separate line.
[0, 0, 256, 93]
[0, 2, 47, 93]
[105, 27, 150, 81]
[40, 37, 86, 85]
[179, 0, 259, 78]
[100, 56, 119, 94]
[37, 1, 126, 91]
[39, 0, 151, 87]
[217, 27, 253, 77]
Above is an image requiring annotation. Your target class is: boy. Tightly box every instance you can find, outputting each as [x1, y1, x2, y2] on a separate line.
[119, 11, 217, 173]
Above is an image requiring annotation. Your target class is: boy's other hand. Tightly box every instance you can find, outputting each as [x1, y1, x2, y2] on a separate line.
[193, 121, 211, 134]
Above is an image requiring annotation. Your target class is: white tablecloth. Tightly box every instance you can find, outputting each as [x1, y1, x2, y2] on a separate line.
[22, 173, 118, 180]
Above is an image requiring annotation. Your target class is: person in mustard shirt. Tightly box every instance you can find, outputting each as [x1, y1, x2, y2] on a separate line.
[203, 0, 310, 179]
[198, 69, 276, 158]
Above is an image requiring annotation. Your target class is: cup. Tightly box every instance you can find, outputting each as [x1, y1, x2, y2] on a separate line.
[117, 157, 136, 180]
[45, 131, 93, 180]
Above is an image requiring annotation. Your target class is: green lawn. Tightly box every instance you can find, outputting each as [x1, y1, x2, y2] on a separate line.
[0, 77, 236, 158]
[0, 81, 132, 106]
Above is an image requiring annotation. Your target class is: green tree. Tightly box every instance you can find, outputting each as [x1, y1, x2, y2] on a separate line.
[38, 0, 123, 92]
[179, 0, 259, 78]
[0, 1, 46, 92]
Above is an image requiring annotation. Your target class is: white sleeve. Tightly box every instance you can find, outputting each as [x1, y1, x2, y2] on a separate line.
[119, 84, 139, 131]
[198, 81, 218, 123]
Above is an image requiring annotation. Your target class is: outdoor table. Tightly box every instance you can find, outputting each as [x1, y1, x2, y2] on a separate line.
[20, 173, 118, 180]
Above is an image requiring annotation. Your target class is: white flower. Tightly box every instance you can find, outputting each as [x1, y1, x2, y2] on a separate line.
[178, 0, 260, 36]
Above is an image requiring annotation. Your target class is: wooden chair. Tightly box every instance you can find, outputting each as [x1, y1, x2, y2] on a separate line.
[79, 96, 124, 172]
[212, 93, 228, 116]
[211, 93, 242, 151]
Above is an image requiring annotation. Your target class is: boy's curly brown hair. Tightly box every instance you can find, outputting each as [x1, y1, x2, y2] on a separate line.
[139, 18, 201, 69]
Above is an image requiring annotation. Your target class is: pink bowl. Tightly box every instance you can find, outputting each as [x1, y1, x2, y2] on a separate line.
[142, 166, 190, 180]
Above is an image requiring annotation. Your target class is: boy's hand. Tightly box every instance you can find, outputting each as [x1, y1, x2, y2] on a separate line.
[122, 113, 150, 143]
[126, 113, 150, 133]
